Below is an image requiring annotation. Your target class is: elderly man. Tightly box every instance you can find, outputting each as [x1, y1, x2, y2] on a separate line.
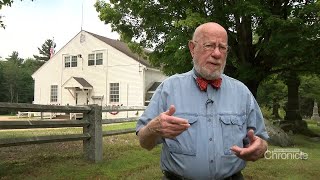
[136, 22, 269, 180]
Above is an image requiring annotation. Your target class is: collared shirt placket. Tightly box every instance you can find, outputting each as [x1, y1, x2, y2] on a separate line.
[206, 85, 216, 178]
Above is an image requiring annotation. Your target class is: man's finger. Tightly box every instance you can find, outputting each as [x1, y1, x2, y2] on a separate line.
[164, 105, 175, 116]
[230, 145, 242, 154]
[165, 116, 190, 127]
[239, 138, 262, 156]
[247, 129, 255, 142]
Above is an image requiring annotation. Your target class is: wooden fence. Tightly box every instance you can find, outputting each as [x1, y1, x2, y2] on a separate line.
[0, 102, 146, 163]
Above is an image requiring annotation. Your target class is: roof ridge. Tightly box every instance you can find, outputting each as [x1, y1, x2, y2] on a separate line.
[85, 31, 152, 68]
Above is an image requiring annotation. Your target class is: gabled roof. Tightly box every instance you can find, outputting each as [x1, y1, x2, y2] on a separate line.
[147, 82, 162, 92]
[62, 77, 93, 89]
[73, 77, 93, 88]
[32, 30, 155, 78]
[86, 31, 152, 68]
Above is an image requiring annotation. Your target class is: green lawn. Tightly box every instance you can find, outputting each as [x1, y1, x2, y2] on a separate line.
[0, 122, 320, 179]
[0, 122, 137, 139]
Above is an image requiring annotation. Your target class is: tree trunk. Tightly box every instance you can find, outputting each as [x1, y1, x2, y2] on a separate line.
[272, 98, 281, 119]
[9, 85, 14, 103]
[245, 79, 260, 98]
[281, 71, 307, 133]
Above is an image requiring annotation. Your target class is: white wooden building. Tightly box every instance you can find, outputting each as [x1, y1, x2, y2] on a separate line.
[32, 30, 167, 118]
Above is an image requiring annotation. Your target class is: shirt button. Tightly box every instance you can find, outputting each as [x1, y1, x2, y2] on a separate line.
[209, 138, 212, 141]
[210, 160, 213, 163]
[208, 119, 212, 122]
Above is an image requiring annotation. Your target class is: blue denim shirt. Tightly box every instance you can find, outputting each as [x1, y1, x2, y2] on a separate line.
[136, 69, 269, 180]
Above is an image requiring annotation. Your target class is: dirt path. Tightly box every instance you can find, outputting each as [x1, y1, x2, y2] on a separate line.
[0, 116, 18, 120]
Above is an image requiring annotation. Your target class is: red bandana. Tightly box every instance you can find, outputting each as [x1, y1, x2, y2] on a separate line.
[196, 77, 222, 91]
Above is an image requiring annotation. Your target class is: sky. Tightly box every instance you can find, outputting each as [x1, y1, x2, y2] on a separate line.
[0, 0, 119, 59]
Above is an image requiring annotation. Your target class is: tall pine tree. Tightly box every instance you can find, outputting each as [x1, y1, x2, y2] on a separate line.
[33, 39, 56, 61]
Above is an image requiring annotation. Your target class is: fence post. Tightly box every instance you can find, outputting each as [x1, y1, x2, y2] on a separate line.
[83, 104, 103, 162]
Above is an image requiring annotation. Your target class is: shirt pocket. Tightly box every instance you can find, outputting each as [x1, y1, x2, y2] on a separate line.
[164, 116, 198, 156]
[219, 115, 246, 155]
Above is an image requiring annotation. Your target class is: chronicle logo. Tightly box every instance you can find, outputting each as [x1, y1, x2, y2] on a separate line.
[264, 148, 308, 160]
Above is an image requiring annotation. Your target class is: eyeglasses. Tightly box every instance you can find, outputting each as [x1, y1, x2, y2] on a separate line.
[192, 41, 229, 53]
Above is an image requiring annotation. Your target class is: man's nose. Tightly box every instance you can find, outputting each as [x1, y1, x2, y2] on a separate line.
[210, 47, 222, 58]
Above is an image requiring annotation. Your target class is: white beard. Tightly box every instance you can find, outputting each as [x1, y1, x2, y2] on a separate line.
[193, 59, 225, 80]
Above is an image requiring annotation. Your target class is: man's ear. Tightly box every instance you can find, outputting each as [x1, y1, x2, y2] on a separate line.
[188, 40, 195, 57]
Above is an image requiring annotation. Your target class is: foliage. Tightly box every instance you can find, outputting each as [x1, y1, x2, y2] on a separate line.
[33, 39, 56, 61]
[95, 0, 320, 97]
[257, 75, 287, 109]
[0, 63, 5, 101]
[5, 51, 23, 65]
[258, 74, 320, 118]
[259, 106, 273, 119]
[0, 0, 14, 8]
[2, 52, 24, 103]
[300, 75, 320, 103]
[0, 52, 42, 106]
[299, 75, 320, 117]
[22, 57, 44, 73]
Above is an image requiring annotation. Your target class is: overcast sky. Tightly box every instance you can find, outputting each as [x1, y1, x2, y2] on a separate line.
[0, 0, 119, 59]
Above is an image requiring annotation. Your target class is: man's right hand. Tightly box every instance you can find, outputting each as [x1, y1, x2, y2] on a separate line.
[146, 105, 190, 139]
[138, 105, 190, 150]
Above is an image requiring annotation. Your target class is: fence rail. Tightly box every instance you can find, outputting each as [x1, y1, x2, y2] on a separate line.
[0, 120, 89, 129]
[0, 102, 91, 113]
[0, 134, 90, 148]
[0, 102, 146, 163]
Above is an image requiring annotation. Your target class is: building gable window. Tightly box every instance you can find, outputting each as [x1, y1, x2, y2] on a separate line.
[64, 56, 70, 67]
[88, 54, 95, 66]
[71, 56, 77, 67]
[50, 85, 58, 102]
[96, 53, 103, 65]
[88, 52, 103, 66]
[109, 83, 119, 103]
[65, 56, 77, 68]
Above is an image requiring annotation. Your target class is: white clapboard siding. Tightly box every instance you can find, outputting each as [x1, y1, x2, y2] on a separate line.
[32, 30, 167, 118]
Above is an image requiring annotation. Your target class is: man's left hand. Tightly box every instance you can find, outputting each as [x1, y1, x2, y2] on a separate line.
[230, 129, 268, 161]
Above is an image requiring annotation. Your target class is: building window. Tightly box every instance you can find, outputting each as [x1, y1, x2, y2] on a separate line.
[109, 83, 119, 103]
[96, 53, 103, 65]
[65, 56, 77, 68]
[64, 56, 70, 67]
[50, 85, 58, 102]
[88, 52, 103, 66]
[88, 54, 95, 66]
[71, 56, 77, 67]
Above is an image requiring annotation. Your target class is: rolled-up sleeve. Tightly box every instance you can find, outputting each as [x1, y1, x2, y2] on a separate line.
[136, 83, 166, 134]
[246, 93, 269, 141]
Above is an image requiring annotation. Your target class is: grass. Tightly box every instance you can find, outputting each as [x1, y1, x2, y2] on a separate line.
[244, 133, 320, 180]
[0, 121, 320, 179]
[0, 122, 137, 139]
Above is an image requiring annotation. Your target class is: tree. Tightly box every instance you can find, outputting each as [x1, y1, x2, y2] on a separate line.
[22, 57, 44, 73]
[2, 52, 24, 102]
[1, 54, 38, 104]
[96, 1, 320, 134]
[257, 75, 287, 119]
[0, 63, 6, 101]
[5, 51, 23, 65]
[20, 58, 43, 103]
[95, 0, 320, 98]
[299, 75, 320, 117]
[33, 39, 56, 61]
